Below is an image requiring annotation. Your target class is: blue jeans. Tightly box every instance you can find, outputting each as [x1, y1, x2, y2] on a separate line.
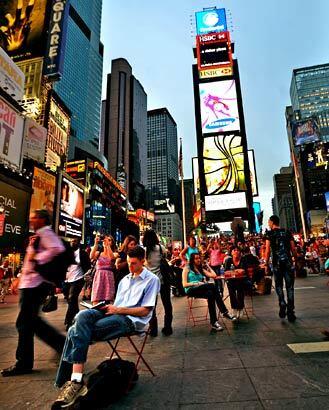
[55, 309, 135, 387]
[273, 263, 295, 311]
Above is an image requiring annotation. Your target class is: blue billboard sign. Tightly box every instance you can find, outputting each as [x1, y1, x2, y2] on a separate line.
[196, 9, 227, 35]
[325, 192, 329, 212]
[253, 202, 261, 233]
[43, 0, 70, 80]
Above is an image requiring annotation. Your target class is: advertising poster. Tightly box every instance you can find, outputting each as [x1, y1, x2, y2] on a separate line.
[0, 46, 25, 101]
[302, 142, 329, 170]
[22, 118, 47, 163]
[197, 32, 232, 71]
[199, 80, 240, 134]
[45, 96, 70, 170]
[0, 180, 30, 249]
[0, 96, 24, 169]
[203, 134, 246, 195]
[291, 119, 320, 146]
[58, 176, 85, 239]
[248, 149, 259, 197]
[66, 160, 87, 186]
[325, 192, 329, 213]
[29, 166, 56, 219]
[0, 0, 48, 61]
[195, 8, 227, 35]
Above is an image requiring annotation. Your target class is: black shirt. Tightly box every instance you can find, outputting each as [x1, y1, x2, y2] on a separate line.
[265, 228, 293, 266]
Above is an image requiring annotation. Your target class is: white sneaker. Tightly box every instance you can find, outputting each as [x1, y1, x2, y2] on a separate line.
[223, 312, 237, 321]
[211, 321, 224, 331]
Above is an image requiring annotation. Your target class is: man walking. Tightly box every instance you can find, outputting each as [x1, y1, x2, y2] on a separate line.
[64, 239, 91, 331]
[1, 210, 66, 377]
[52, 245, 160, 409]
[265, 215, 297, 322]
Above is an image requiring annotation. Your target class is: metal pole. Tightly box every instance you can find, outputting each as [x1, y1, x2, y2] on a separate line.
[292, 153, 307, 239]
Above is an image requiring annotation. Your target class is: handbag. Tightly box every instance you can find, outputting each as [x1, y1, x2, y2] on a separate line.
[159, 246, 176, 286]
[84, 264, 97, 285]
[42, 294, 58, 313]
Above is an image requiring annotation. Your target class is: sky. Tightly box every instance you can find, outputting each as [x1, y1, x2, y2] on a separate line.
[100, 0, 329, 221]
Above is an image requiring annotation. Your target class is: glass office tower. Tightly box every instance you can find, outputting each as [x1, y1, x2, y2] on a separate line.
[290, 63, 329, 119]
[54, 0, 103, 148]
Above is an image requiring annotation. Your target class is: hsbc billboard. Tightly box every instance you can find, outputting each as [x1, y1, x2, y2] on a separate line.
[197, 31, 232, 72]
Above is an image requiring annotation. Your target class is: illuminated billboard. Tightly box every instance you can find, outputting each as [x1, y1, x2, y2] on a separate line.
[199, 66, 233, 79]
[45, 95, 70, 170]
[302, 142, 329, 170]
[291, 118, 320, 146]
[199, 80, 240, 134]
[0, 0, 48, 61]
[248, 149, 259, 197]
[195, 8, 227, 35]
[29, 166, 56, 219]
[22, 118, 47, 163]
[0, 96, 24, 169]
[325, 192, 329, 212]
[203, 134, 246, 195]
[0, 46, 25, 100]
[205, 192, 247, 211]
[197, 32, 232, 71]
[58, 174, 85, 239]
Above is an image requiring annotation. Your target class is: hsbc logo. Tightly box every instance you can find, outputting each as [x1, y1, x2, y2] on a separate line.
[200, 32, 227, 43]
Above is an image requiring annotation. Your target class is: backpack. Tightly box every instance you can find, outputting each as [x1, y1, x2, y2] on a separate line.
[34, 239, 75, 287]
[77, 359, 138, 409]
[274, 230, 290, 263]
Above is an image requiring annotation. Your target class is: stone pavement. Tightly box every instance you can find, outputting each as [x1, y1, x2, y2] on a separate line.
[1, 275, 329, 409]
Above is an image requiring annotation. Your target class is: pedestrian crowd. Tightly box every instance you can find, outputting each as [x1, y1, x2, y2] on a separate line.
[0, 210, 329, 408]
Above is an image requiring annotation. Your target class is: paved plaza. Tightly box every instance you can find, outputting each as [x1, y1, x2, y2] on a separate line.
[1, 275, 329, 409]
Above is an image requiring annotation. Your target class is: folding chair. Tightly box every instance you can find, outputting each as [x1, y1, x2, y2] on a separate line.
[187, 296, 209, 326]
[106, 327, 155, 388]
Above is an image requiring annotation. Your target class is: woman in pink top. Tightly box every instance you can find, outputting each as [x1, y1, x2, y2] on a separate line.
[208, 240, 226, 295]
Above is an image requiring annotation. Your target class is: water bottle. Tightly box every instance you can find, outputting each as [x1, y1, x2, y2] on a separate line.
[220, 264, 225, 277]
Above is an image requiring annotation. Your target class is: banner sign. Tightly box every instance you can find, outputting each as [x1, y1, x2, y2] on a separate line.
[0, 0, 48, 61]
[45, 95, 70, 170]
[199, 66, 233, 79]
[205, 192, 247, 211]
[195, 9, 227, 35]
[43, 0, 70, 79]
[291, 118, 320, 146]
[248, 149, 259, 197]
[22, 118, 47, 163]
[0, 96, 24, 169]
[199, 80, 240, 134]
[0, 47, 25, 101]
[29, 166, 56, 219]
[0, 180, 30, 249]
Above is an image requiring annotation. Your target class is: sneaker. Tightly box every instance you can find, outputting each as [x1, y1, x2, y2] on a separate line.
[161, 327, 173, 336]
[223, 312, 237, 321]
[279, 305, 286, 319]
[1, 364, 33, 377]
[52, 380, 88, 409]
[287, 312, 296, 322]
[211, 321, 224, 331]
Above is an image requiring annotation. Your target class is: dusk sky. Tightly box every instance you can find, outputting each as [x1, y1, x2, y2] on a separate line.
[101, 0, 329, 219]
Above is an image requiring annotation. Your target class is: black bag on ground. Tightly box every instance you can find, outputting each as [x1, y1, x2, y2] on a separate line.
[34, 239, 75, 288]
[42, 294, 58, 312]
[78, 359, 138, 409]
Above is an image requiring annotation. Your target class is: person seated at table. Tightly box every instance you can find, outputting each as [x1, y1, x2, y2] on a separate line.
[182, 253, 236, 331]
[224, 246, 250, 319]
[52, 246, 160, 409]
[241, 246, 263, 285]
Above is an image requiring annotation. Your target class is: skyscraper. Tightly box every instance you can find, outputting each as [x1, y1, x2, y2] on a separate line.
[290, 63, 329, 119]
[100, 58, 147, 207]
[53, 0, 103, 150]
[147, 108, 179, 210]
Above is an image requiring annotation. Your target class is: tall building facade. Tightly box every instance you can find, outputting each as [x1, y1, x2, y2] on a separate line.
[100, 59, 147, 207]
[147, 108, 179, 209]
[290, 64, 329, 119]
[54, 0, 103, 150]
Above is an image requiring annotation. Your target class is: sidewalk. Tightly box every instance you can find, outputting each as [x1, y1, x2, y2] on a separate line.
[1, 276, 329, 409]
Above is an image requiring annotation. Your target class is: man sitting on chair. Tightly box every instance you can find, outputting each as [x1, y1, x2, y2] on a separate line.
[53, 246, 160, 408]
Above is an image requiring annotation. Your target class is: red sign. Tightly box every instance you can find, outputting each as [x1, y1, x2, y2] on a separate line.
[197, 31, 233, 72]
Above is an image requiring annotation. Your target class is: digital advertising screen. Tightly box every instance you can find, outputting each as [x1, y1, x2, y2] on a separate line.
[197, 32, 232, 71]
[58, 175, 85, 239]
[302, 142, 329, 170]
[205, 192, 247, 211]
[195, 8, 227, 35]
[253, 202, 261, 233]
[29, 166, 56, 220]
[0, 0, 48, 61]
[325, 192, 329, 212]
[192, 157, 200, 195]
[203, 134, 246, 195]
[199, 80, 240, 134]
[291, 118, 321, 146]
[248, 149, 259, 197]
[0, 46, 25, 101]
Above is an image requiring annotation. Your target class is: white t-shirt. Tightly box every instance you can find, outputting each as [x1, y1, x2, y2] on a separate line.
[66, 249, 84, 283]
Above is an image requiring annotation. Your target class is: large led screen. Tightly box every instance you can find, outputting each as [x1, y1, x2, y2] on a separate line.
[199, 80, 240, 134]
[248, 149, 259, 197]
[203, 134, 246, 195]
[302, 142, 329, 170]
[0, 0, 48, 61]
[325, 192, 329, 212]
[197, 32, 232, 71]
[205, 192, 247, 211]
[195, 8, 227, 35]
[291, 119, 320, 146]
